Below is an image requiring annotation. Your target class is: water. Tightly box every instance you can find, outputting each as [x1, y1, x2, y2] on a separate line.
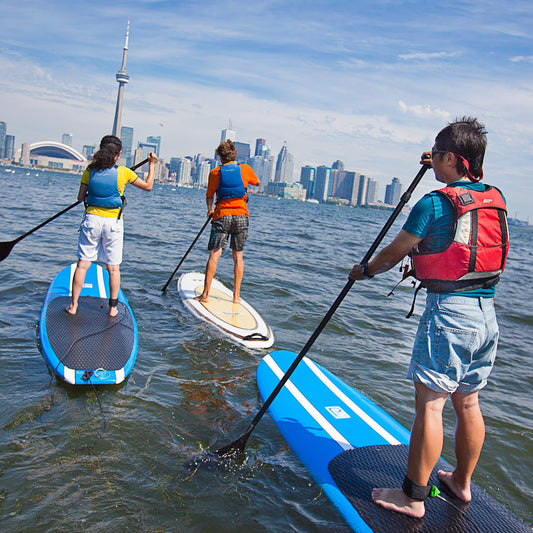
[0, 167, 531, 532]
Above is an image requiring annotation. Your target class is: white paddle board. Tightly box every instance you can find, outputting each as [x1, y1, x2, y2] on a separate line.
[178, 272, 274, 349]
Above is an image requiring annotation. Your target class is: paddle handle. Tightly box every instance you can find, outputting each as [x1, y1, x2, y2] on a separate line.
[246, 164, 430, 432]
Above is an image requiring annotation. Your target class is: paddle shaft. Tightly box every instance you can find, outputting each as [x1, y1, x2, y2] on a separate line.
[0, 158, 149, 261]
[222, 164, 430, 452]
[161, 214, 213, 292]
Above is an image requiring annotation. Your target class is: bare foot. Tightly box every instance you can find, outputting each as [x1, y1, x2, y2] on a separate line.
[438, 470, 471, 502]
[65, 304, 77, 315]
[372, 488, 425, 518]
[233, 298, 241, 304]
[109, 306, 118, 318]
[194, 295, 209, 303]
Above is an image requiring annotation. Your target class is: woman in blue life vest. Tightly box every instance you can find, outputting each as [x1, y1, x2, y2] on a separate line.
[66, 135, 158, 317]
[349, 117, 509, 519]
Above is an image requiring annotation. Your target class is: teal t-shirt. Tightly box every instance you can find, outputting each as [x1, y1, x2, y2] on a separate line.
[402, 181, 505, 297]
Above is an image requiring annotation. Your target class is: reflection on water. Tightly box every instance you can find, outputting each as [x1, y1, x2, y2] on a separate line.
[0, 168, 531, 531]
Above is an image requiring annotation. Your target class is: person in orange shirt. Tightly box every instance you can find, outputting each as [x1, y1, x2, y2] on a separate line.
[195, 140, 260, 303]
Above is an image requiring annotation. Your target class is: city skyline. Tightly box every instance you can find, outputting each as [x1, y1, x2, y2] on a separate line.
[1, 1, 532, 218]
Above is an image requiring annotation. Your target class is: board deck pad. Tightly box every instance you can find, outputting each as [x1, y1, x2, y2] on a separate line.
[45, 296, 134, 371]
[328, 444, 531, 533]
[39, 263, 138, 385]
[178, 272, 274, 349]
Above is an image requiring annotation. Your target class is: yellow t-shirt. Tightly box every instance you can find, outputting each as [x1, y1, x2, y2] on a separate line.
[81, 166, 139, 218]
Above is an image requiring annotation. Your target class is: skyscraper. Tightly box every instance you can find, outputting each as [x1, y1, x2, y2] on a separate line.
[0, 121, 7, 159]
[274, 143, 294, 183]
[299, 166, 316, 199]
[62, 133, 73, 146]
[366, 178, 379, 205]
[112, 21, 130, 137]
[313, 166, 332, 202]
[4, 135, 15, 161]
[385, 177, 402, 205]
[220, 125, 236, 142]
[146, 136, 161, 157]
[121, 126, 134, 164]
[255, 138, 266, 156]
[82, 145, 96, 159]
[233, 142, 250, 164]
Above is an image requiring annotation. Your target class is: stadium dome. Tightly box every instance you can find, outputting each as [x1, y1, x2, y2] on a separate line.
[25, 141, 86, 161]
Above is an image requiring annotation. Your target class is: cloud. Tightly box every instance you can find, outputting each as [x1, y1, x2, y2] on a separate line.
[510, 55, 533, 63]
[398, 101, 450, 121]
[398, 51, 459, 61]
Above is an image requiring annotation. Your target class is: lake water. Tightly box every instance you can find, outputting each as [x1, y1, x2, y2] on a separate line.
[0, 166, 531, 532]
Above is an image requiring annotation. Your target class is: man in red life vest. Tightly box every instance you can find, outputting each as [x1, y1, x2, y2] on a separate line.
[196, 140, 260, 304]
[349, 117, 509, 518]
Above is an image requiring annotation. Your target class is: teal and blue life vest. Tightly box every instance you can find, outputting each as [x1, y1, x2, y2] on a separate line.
[217, 164, 246, 201]
[86, 167, 124, 210]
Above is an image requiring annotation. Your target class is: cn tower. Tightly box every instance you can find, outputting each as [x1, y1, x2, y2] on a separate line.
[111, 20, 130, 137]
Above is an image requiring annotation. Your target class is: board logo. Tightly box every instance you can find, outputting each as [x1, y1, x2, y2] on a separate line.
[325, 406, 350, 419]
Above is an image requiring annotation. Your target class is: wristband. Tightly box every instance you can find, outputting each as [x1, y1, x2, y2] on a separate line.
[360, 262, 373, 279]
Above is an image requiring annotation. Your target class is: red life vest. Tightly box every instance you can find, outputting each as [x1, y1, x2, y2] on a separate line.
[411, 185, 509, 292]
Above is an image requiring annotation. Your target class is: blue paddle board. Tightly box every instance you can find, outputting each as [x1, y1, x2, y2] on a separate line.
[39, 263, 138, 385]
[257, 350, 531, 532]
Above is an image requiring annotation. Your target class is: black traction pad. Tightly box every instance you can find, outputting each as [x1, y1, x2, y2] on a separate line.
[45, 296, 134, 371]
[328, 444, 531, 532]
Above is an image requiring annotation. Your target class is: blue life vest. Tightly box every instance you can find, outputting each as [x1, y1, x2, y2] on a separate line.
[86, 167, 124, 210]
[217, 164, 246, 201]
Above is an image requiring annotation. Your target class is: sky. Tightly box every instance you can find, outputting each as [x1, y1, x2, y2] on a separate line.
[1, 0, 532, 219]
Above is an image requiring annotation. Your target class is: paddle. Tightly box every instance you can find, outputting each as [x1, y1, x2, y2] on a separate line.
[0, 158, 149, 262]
[214, 163, 430, 459]
[161, 214, 213, 292]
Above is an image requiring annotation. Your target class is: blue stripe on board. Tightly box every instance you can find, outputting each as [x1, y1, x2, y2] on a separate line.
[257, 350, 411, 532]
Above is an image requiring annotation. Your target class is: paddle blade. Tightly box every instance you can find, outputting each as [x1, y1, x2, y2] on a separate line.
[0, 241, 16, 262]
[214, 428, 252, 459]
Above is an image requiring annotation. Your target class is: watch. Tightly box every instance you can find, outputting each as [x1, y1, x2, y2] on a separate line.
[360, 262, 374, 279]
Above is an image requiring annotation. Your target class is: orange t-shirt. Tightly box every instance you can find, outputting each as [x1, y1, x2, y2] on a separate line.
[206, 163, 259, 220]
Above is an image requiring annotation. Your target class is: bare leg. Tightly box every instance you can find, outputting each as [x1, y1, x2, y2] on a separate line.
[107, 264, 121, 317]
[372, 382, 448, 518]
[66, 260, 91, 315]
[232, 250, 243, 303]
[438, 391, 484, 502]
[195, 248, 222, 302]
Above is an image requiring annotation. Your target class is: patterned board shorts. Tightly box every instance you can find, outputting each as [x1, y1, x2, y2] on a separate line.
[208, 215, 249, 251]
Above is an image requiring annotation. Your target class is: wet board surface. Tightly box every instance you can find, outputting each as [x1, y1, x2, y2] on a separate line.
[39, 263, 138, 385]
[256, 350, 531, 532]
[178, 272, 274, 349]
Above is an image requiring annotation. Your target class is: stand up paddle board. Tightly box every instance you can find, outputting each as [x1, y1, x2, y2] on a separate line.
[257, 350, 531, 532]
[39, 263, 138, 385]
[178, 272, 274, 349]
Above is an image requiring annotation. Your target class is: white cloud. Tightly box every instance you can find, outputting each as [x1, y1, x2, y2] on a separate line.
[510, 55, 533, 63]
[398, 101, 451, 121]
[398, 51, 459, 61]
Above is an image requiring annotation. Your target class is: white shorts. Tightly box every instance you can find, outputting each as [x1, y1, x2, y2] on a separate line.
[77, 214, 124, 265]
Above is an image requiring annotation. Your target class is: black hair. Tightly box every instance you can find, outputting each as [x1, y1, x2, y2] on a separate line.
[88, 135, 122, 171]
[435, 116, 487, 179]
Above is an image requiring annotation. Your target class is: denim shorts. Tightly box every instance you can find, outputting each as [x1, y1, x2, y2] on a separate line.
[208, 215, 249, 251]
[407, 293, 499, 394]
[77, 214, 124, 265]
